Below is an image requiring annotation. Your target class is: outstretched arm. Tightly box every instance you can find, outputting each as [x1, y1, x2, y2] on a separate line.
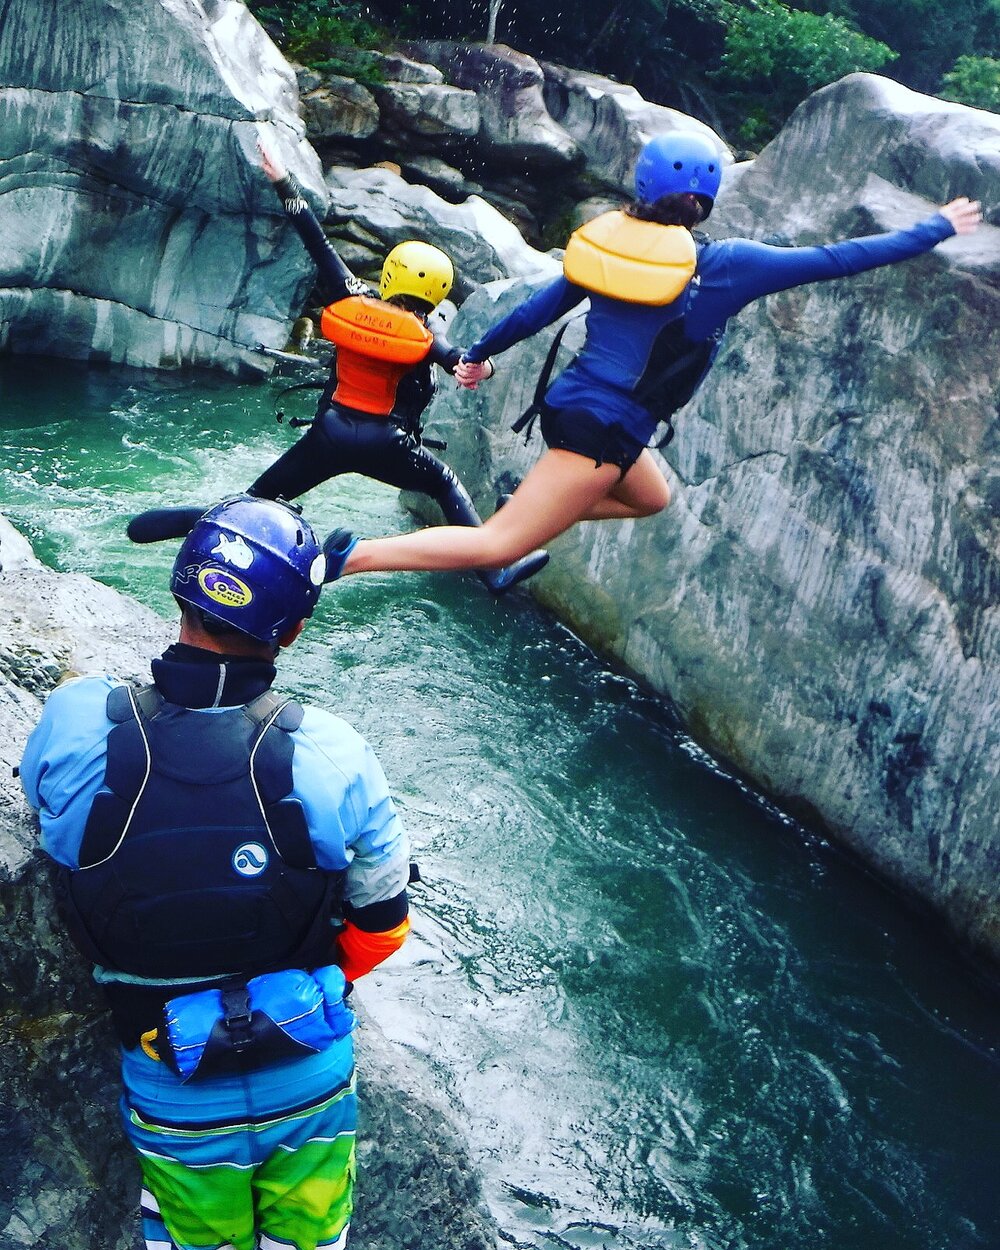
[257, 139, 362, 304]
[457, 275, 586, 387]
[691, 199, 983, 336]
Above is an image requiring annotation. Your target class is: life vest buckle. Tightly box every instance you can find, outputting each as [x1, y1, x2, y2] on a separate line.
[220, 984, 254, 1053]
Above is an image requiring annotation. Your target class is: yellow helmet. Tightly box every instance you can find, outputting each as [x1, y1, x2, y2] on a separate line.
[379, 241, 454, 308]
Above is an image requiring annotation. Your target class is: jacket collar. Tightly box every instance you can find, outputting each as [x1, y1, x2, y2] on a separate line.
[150, 643, 277, 709]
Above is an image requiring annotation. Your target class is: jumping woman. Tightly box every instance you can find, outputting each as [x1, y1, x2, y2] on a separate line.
[322, 131, 982, 582]
[247, 141, 548, 595]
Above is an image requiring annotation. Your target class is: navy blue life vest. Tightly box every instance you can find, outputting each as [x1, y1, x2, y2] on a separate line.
[62, 684, 340, 1041]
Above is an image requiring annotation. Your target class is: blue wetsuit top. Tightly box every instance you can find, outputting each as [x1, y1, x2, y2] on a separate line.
[20, 650, 409, 913]
[463, 213, 956, 444]
[20, 647, 411, 1112]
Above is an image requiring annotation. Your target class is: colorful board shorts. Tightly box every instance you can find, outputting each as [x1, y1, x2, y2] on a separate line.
[120, 1040, 356, 1250]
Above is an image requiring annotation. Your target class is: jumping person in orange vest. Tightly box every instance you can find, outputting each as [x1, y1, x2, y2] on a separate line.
[247, 141, 548, 596]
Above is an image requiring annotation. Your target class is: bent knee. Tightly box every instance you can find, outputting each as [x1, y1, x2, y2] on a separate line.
[635, 481, 671, 516]
[475, 518, 540, 568]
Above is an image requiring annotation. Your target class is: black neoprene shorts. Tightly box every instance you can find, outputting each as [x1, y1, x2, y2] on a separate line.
[539, 403, 647, 475]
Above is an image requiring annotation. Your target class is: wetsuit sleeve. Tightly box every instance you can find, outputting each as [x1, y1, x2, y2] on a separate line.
[429, 329, 463, 373]
[334, 914, 410, 982]
[694, 213, 956, 331]
[292, 708, 410, 907]
[19, 676, 119, 868]
[271, 173, 363, 304]
[462, 275, 587, 363]
[292, 709, 411, 978]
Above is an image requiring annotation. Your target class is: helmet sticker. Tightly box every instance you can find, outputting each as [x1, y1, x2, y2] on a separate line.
[232, 842, 269, 877]
[198, 566, 254, 608]
[309, 553, 326, 586]
[212, 533, 255, 570]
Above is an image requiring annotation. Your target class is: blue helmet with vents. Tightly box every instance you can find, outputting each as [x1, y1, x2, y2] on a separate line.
[170, 496, 327, 642]
[634, 131, 722, 215]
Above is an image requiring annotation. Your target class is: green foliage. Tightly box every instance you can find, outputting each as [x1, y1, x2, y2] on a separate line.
[246, 1, 388, 84]
[792, 0, 1000, 93]
[714, 0, 896, 142]
[940, 54, 1000, 110]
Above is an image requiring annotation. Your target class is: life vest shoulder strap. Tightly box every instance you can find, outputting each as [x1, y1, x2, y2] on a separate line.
[563, 211, 697, 306]
[319, 295, 433, 364]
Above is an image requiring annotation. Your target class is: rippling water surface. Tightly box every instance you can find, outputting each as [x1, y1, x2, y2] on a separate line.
[2, 357, 998, 1250]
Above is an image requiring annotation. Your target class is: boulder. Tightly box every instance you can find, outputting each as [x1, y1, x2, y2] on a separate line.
[0, 0, 327, 375]
[0, 520, 498, 1249]
[397, 153, 483, 201]
[400, 41, 580, 173]
[372, 79, 481, 140]
[540, 60, 732, 195]
[322, 166, 560, 298]
[408, 75, 1000, 964]
[301, 74, 380, 141]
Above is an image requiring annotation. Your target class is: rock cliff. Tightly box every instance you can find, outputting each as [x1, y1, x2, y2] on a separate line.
[408, 74, 1000, 964]
[0, 0, 328, 375]
[0, 518, 498, 1250]
[1, 3, 731, 378]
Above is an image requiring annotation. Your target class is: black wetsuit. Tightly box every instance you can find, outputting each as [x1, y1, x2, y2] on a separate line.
[249, 175, 472, 522]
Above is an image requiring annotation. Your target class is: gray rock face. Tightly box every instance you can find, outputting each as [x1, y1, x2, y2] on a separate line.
[373, 80, 481, 140]
[410, 75, 1000, 964]
[301, 74, 380, 141]
[0, 527, 498, 1250]
[322, 166, 559, 297]
[401, 41, 580, 172]
[0, 0, 327, 375]
[540, 61, 732, 195]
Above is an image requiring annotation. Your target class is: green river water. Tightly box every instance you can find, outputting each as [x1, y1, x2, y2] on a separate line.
[1, 356, 998, 1250]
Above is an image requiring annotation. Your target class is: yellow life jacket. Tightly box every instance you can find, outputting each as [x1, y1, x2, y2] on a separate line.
[319, 295, 434, 416]
[562, 211, 697, 306]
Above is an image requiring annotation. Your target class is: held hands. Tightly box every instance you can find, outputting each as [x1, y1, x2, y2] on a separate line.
[939, 197, 983, 235]
[455, 357, 495, 390]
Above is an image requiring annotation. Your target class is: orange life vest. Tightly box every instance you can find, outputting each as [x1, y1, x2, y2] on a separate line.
[319, 295, 434, 415]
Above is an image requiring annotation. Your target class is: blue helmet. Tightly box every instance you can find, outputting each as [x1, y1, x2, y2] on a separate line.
[633, 131, 722, 214]
[170, 496, 327, 642]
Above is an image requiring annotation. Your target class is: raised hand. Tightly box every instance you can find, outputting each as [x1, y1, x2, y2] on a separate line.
[256, 137, 287, 184]
[939, 197, 983, 235]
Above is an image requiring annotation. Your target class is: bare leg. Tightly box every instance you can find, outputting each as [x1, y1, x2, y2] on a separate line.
[579, 450, 671, 521]
[345, 448, 625, 574]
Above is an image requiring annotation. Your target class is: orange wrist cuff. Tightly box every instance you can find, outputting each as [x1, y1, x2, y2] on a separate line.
[336, 916, 411, 983]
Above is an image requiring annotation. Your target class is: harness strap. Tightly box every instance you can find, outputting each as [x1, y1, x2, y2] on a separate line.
[274, 379, 326, 428]
[512, 317, 580, 441]
[639, 349, 705, 450]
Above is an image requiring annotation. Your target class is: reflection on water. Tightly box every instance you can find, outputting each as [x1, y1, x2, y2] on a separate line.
[2, 357, 998, 1250]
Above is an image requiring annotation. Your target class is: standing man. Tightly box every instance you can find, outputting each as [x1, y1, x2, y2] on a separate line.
[20, 495, 411, 1250]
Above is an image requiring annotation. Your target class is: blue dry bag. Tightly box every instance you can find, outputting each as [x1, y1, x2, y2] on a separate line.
[161, 965, 355, 1081]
